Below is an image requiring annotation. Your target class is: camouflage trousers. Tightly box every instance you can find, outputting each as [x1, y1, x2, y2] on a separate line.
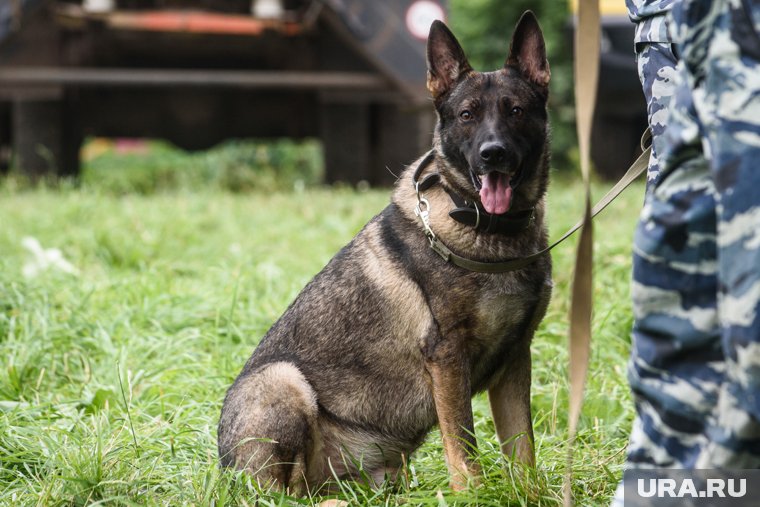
[624, 0, 760, 475]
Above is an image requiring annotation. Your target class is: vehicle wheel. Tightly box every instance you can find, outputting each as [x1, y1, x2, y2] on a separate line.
[0, 103, 10, 175]
[320, 101, 371, 185]
[591, 112, 646, 181]
[11, 97, 81, 179]
[370, 104, 434, 187]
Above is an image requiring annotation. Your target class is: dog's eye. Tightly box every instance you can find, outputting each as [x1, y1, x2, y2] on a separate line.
[510, 106, 523, 117]
[459, 110, 473, 122]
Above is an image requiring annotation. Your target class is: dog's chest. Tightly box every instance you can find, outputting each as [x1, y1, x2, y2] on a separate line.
[472, 290, 532, 344]
[464, 277, 541, 389]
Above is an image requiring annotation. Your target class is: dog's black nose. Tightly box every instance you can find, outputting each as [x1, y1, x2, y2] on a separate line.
[479, 142, 507, 165]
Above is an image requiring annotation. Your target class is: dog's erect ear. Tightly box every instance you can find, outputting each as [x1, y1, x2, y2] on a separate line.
[505, 11, 550, 88]
[426, 20, 473, 100]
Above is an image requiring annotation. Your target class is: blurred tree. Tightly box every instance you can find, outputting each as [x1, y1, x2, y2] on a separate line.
[448, 0, 576, 169]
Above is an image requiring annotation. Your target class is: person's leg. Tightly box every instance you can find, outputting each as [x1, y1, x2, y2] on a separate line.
[612, 22, 722, 502]
[675, 0, 760, 468]
[626, 58, 722, 468]
[624, 12, 723, 466]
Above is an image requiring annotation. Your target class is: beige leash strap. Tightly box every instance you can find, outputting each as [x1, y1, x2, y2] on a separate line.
[565, 1, 600, 506]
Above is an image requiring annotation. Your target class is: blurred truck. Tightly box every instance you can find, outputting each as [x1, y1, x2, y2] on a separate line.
[571, 0, 648, 180]
[0, 0, 447, 184]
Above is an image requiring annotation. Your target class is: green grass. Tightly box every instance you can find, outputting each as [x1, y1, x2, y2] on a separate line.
[0, 170, 643, 506]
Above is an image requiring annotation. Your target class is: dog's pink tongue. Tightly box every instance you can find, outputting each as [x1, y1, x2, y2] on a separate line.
[479, 172, 512, 215]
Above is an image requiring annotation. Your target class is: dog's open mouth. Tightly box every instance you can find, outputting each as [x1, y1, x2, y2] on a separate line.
[471, 169, 522, 215]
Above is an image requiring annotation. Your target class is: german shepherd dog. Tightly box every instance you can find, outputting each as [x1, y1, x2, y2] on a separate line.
[218, 11, 552, 493]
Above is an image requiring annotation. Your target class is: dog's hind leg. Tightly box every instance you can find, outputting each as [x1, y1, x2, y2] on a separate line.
[218, 362, 320, 494]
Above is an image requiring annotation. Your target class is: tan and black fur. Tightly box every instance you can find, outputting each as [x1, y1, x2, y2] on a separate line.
[218, 11, 552, 494]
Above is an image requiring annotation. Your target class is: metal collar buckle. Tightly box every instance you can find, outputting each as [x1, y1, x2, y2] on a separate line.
[414, 180, 436, 244]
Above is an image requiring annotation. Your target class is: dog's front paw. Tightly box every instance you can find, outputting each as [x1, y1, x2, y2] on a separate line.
[449, 461, 482, 491]
[318, 501, 349, 507]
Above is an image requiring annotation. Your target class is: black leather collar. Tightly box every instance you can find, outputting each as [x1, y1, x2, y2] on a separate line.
[445, 190, 534, 235]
